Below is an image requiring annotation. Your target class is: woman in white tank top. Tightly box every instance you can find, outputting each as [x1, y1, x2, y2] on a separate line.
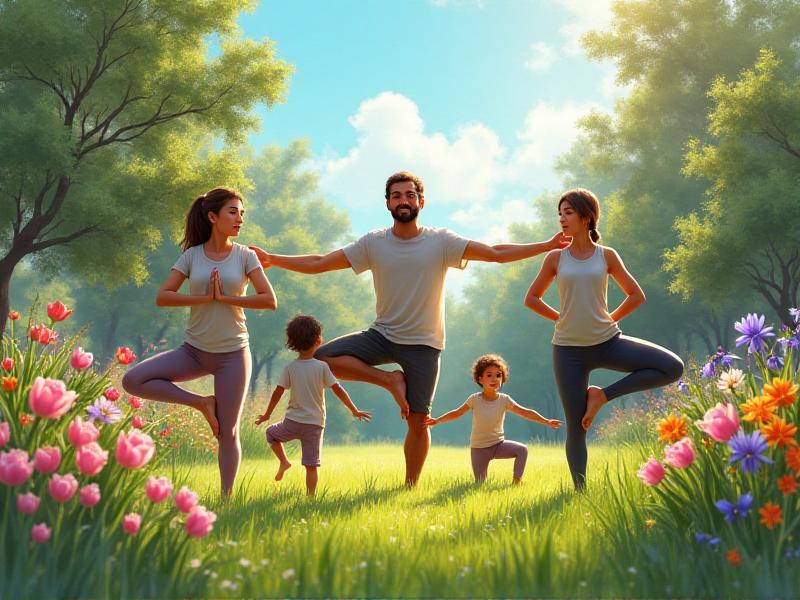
[523, 189, 683, 491]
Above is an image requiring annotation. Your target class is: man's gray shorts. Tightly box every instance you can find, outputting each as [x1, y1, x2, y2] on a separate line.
[315, 328, 441, 414]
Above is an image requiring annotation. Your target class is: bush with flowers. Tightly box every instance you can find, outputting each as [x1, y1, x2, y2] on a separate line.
[629, 310, 800, 577]
[0, 302, 218, 597]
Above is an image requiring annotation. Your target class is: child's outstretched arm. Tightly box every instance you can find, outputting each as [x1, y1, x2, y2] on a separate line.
[424, 402, 470, 428]
[254, 386, 286, 425]
[331, 383, 371, 422]
[508, 402, 562, 429]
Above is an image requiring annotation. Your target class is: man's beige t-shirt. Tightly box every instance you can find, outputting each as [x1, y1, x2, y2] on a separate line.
[342, 227, 469, 350]
[466, 392, 518, 448]
[278, 358, 338, 427]
[172, 243, 263, 353]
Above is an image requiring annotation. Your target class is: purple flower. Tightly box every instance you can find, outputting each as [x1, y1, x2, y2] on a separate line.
[701, 362, 716, 378]
[790, 308, 800, 324]
[695, 532, 721, 546]
[677, 379, 690, 394]
[715, 493, 754, 521]
[734, 313, 775, 354]
[87, 397, 121, 425]
[727, 430, 772, 473]
[767, 353, 784, 371]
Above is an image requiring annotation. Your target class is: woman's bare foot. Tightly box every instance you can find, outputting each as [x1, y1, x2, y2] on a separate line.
[582, 386, 607, 431]
[198, 395, 220, 438]
[275, 461, 292, 481]
[387, 370, 409, 419]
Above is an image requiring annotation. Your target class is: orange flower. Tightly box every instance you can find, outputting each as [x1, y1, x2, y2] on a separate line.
[763, 378, 799, 407]
[19, 412, 34, 426]
[656, 414, 688, 443]
[787, 447, 800, 474]
[1, 376, 17, 391]
[761, 417, 798, 448]
[778, 474, 797, 495]
[759, 502, 782, 530]
[740, 396, 778, 424]
[727, 549, 741, 567]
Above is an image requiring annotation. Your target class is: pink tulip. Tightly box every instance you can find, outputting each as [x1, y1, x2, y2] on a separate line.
[70, 347, 93, 370]
[115, 430, 155, 469]
[48, 473, 78, 503]
[79, 483, 101, 507]
[33, 446, 62, 474]
[115, 347, 136, 365]
[145, 476, 173, 503]
[696, 403, 739, 442]
[29, 377, 77, 419]
[637, 458, 666, 486]
[47, 301, 73, 322]
[0, 449, 34, 486]
[0, 421, 9, 448]
[1, 357, 13, 372]
[174, 486, 199, 513]
[68, 416, 100, 447]
[75, 442, 108, 476]
[185, 506, 217, 538]
[129, 396, 142, 410]
[31, 523, 51, 543]
[122, 513, 141, 535]
[104, 387, 121, 402]
[664, 437, 696, 469]
[132, 416, 144, 429]
[17, 492, 40, 514]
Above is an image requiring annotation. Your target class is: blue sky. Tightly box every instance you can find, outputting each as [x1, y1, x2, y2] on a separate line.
[239, 0, 623, 290]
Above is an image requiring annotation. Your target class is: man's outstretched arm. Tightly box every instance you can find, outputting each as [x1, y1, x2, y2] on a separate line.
[249, 247, 352, 274]
[462, 231, 571, 264]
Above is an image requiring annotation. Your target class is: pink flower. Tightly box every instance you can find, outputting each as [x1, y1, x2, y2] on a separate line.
[132, 415, 144, 429]
[47, 301, 73, 322]
[637, 457, 666, 486]
[104, 387, 121, 402]
[174, 486, 199, 513]
[185, 506, 217, 538]
[1, 357, 13, 372]
[115, 347, 137, 365]
[48, 473, 78, 503]
[122, 513, 141, 535]
[79, 483, 101, 507]
[0, 449, 34, 485]
[33, 446, 62, 474]
[17, 492, 40, 514]
[70, 347, 93, 370]
[29, 377, 77, 419]
[31, 523, 51, 543]
[696, 403, 740, 442]
[129, 396, 142, 410]
[145, 476, 173, 503]
[68, 416, 100, 447]
[115, 430, 155, 469]
[664, 437, 696, 469]
[75, 442, 108, 476]
[29, 324, 58, 345]
[0, 421, 9, 448]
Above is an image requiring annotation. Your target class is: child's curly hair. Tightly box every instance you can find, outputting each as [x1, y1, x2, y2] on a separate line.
[285, 315, 322, 353]
[471, 354, 509, 386]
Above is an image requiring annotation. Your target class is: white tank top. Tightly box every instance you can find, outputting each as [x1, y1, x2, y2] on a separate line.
[552, 246, 620, 346]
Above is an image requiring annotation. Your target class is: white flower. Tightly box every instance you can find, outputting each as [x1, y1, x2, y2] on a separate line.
[220, 580, 237, 591]
[627, 566, 637, 575]
[557, 552, 569, 561]
[282, 568, 296, 580]
[189, 559, 201, 568]
[239, 558, 251, 568]
[716, 368, 745, 391]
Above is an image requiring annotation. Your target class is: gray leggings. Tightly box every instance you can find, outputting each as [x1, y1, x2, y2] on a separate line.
[121, 343, 251, 494]
[470, 440, 528, 482]
[552, 333, 683, 490]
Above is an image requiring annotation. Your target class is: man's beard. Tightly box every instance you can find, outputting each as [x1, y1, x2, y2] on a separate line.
[390, 204, 419, 223]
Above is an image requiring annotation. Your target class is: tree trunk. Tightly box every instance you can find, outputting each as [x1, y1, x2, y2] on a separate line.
[102, 308, 121, 363]
[249, 354, 265, 394]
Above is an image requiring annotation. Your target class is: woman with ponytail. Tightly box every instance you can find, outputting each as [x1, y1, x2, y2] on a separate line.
[524, 189, 683, 491]
[123, 187, 276, 496]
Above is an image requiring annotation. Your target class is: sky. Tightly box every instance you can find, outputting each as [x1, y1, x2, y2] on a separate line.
[239, 0, 624, 292]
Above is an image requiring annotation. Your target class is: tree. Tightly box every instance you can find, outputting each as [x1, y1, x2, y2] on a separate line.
[666, 49, 800, 323]
[0, 0, 292, 331]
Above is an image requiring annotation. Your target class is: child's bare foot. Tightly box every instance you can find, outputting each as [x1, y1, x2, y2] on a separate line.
[199, 395, 219, 438]
[582, 386, 607, 431]
[275, 461, 292, 481]
[388, 370, 409, 419]
[513, 476, 522, 485]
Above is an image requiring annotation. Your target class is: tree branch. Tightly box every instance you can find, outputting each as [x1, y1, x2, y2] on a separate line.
[29, 224, 103, 253]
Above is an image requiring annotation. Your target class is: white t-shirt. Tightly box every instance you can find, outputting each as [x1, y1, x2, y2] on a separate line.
[342, 227, 469, 350]
[277, 358, 338, 427]
[171, 243, 263, 353]
[465, 392, 519, 448]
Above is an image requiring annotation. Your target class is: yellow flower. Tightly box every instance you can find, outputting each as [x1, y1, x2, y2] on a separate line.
[763, 378, 799, 407]
[656, 414, 688, 443]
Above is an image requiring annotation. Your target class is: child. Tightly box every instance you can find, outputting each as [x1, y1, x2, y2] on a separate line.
[425, 354, 561, 484]
[255, 315, 371, 495]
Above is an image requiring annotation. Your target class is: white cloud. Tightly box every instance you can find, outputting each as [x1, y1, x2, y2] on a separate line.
[525, 42, 558, 72]
[555, 0, 615, 56]
[451, 198, 540, 242]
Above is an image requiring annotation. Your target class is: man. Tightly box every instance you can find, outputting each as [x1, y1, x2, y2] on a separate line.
[250, 171, 569, 486]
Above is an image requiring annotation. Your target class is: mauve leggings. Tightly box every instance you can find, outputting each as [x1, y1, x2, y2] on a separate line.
[122, 343, 251, 494]
[553, 333, 684, 490]
[470, 440, 529, 482]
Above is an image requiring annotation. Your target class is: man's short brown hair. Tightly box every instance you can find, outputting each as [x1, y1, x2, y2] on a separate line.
[471, 354, 509, 386]
[385, 171, 425, 199]
[285, 315, 322, 353]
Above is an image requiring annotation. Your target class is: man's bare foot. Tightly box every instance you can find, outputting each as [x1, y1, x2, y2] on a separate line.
[582, 386, 608, 431]
[199, 395, 220, 438]
[275, 461, 292, 481]
[388, 370, 409, 419]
